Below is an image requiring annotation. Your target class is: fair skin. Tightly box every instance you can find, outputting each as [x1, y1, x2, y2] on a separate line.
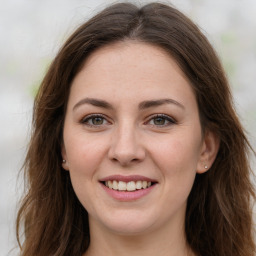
[62, 41, 219, 256]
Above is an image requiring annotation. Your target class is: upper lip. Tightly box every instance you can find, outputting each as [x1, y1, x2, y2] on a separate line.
[100, 175, 157, 183]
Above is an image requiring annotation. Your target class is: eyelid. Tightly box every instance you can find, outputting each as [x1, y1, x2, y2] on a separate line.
[145, 114, 177, 126]
[80, 113, 176, 128]
[80, 113, 111, 127]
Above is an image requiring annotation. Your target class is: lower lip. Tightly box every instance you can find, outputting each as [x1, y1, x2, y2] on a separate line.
[100, 183, 156, 201]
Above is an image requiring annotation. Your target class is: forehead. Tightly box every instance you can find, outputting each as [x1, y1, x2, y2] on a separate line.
[81, 41, 188, 82]
[69, 41, 196, 108]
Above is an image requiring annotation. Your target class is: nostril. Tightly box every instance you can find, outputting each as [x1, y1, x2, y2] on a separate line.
[131, 158, 139, 162]
[111, 157, 141, 166]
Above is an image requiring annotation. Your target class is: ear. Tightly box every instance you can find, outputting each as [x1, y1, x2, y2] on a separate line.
[61, 144, 69, 171]
[196, 129, 220, 174]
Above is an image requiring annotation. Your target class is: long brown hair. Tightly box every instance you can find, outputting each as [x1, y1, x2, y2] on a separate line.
[16, 2, 255, 255]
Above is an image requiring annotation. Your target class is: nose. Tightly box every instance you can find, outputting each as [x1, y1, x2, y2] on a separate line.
[108, 122, 146, 166]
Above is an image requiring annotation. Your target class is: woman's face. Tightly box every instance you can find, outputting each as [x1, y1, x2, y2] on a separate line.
[62, 42, 215, 235]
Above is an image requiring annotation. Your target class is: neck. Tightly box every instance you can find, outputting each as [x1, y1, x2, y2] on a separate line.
[84, 217, 195, 256]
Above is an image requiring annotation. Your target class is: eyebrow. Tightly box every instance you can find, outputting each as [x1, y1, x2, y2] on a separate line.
[138, 98, 185, 110]
[73, 98, 113, 111]
[73, 97, 185, 111]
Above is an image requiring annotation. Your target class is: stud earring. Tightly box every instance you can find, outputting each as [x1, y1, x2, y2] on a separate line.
[62, 159, 66, 163]
[204, 165, 208, 169]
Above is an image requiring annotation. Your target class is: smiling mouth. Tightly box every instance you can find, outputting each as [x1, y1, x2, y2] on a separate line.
[102, 180, 156, 192]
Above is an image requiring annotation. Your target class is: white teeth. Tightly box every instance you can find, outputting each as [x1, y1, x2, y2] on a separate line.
[108, 181, 113, 189]
[104, 180, 153, 191]
[142, 181, 147, 189]
[112, 180, 118, 190]
[127, 181, 136, 191]
[118, 181, 126, 191]
[136, 181, 142, 189]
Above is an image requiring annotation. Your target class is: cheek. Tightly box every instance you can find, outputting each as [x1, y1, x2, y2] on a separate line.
[64, 132, 108, 211]
[148, 129, 202, 194]
[153, 136, 201, 171]
[64, 130, 108, 176]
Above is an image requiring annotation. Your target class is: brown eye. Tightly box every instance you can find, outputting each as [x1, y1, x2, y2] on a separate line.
[81, 114, 109, 127]
[153, 117, 166, 125]
[91, 117, 104, 125]
[147, 114, 176, 127]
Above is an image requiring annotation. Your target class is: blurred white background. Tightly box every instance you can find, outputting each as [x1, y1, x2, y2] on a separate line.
[0, 0, 255, 255]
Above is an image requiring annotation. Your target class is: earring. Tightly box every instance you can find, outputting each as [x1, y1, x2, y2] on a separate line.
[62, 159, 66, 163]
[204, 165, 208, 169]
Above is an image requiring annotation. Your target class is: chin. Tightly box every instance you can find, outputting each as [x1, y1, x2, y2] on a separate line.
[93, 210, 157, 236]
[106, 221, 154, 236]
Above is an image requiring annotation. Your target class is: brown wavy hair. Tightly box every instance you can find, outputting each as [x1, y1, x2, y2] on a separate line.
[16, 2, 255, 255]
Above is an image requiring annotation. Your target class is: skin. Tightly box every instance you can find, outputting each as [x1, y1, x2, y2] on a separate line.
[62, 41, 219, 256]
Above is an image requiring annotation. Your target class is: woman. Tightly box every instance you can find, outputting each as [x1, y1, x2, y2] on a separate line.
[16, 2, 255, 256]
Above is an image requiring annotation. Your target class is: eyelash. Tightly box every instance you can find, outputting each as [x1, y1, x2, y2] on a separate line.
[145, 114, 176, 127]
[81, 114, 110, 127]
[80, 114, 176, 128]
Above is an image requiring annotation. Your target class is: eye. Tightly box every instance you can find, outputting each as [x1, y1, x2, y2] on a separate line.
[147, 114, 176, 127]
[81, 114, 110, 127]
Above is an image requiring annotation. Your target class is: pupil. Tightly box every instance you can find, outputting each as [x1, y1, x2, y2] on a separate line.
[92, 117, 103, 125]
[154, 117, 165, 125]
